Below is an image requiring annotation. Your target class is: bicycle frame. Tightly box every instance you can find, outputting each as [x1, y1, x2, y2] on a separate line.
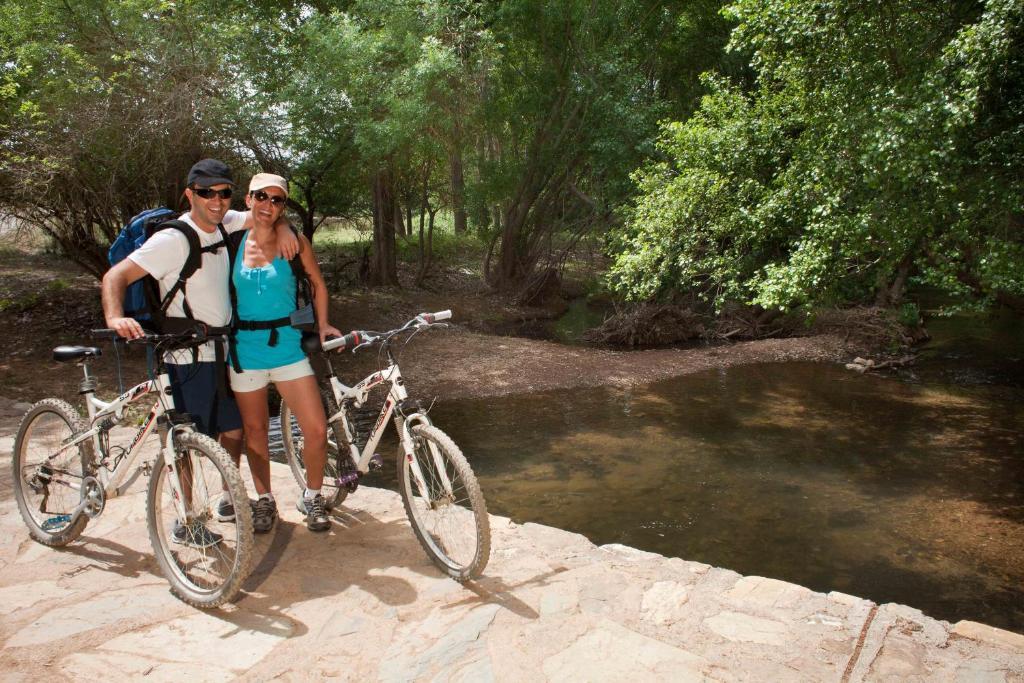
[320, 337, 454, 502]
[50, 359, 194, 521]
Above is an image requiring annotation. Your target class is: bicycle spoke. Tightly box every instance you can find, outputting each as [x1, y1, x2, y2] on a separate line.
[400, 426, 488, 579]
[148, 433, 253, 606]
[12, 400, 93, 545]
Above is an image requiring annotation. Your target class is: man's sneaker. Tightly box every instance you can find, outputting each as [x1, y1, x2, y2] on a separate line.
[215, 496, 236, 522]
[296, 494, 330, 532]
[171, 520, 223, 549]
[252, 496, 278, 534]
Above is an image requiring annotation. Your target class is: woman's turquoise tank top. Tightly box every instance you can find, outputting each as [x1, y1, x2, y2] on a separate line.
[232, 231, 305, 370]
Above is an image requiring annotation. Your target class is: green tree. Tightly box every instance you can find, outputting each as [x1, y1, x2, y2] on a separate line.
[212, 0, 364, 241]
[611, 0, 1024, 313]
[0, 0, 236, 277]
[478, 0, 687, 298]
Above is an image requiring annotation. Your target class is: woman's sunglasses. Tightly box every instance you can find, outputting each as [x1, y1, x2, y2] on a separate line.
[252, 190, 287, 206]
[191, 187, 233, 199]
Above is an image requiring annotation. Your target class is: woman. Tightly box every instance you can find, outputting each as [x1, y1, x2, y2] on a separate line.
[229, 172, 340, 533]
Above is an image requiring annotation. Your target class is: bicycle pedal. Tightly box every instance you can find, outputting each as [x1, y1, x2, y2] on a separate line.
[42, 514, 72, 531]
[336, 471, 360, 486]
[368, 454, 383, 471]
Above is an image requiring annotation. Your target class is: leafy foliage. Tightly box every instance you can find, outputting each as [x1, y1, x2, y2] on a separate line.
[611, 0, 1024, 313]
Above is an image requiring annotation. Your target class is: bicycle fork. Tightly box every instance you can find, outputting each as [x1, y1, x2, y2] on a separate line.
[157, 422, 200, 523]
[398, 414, 455, 504]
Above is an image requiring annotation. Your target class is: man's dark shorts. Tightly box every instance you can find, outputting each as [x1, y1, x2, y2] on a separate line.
[167, 362, 242, 437]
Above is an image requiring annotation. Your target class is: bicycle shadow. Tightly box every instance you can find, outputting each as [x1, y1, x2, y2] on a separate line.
[57, 532, 304, 642]
[237, 504, 560, 624]
[62, 535, 157, 580]
[239, 508, 420, 607]
[444, 568, 569, 620]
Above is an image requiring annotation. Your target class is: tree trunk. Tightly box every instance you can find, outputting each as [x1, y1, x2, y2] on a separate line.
[875, 256, 913, 306]
[450, 147, 467, 235]
[290, 186, 317, 241]
[369, 168, 400, 286]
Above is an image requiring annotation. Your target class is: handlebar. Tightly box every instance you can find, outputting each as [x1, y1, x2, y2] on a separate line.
[321, 310, 451, 353]
[92, 325, 229, 347]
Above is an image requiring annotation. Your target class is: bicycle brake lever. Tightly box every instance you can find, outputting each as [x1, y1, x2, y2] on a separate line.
[352, 335, 379, 353]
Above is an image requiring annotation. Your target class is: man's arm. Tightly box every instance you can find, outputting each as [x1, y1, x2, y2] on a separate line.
[101, 259, 150, 339]
[275, 219, 299, 259]
[230, 209, 298, 258]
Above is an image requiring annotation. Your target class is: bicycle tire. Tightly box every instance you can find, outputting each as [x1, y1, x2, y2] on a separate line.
[11, 399, 94, 547]
[280, 390, 349, 508]
[146, 431, 254, 608]
[398, 424, 490, 580]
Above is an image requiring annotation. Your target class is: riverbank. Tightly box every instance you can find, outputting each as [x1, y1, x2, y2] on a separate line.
[0, 244, 856, 405]
[2, 423, 1023, 681]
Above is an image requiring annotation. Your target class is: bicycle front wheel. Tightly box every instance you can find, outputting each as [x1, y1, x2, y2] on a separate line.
[398, 424, 490, 580]
[146, 432, 254, 608]
[281, 391, 349, 508]
[12, 399, 94, 547]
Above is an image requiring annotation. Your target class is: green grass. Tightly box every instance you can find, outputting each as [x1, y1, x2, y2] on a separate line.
[310, 211, 488, 267]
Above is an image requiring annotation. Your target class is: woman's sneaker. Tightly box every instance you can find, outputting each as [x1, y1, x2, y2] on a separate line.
[171, 520, 223, 548]
[252, 496, 278, 534]
[296, 494, 330, 532]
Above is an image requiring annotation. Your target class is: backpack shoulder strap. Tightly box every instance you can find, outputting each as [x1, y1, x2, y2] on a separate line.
[156, 220, 204, 316]
[226, 228, 246, 264]
[286, 226, 313, 303]
[158, 220, 202, 275]
[225, 228, 247, 373]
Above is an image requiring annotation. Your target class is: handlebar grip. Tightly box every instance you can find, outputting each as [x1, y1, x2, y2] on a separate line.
[322, 331, 363, 352]
[91, 329, 122, 340]
[422, 310, 452, 323]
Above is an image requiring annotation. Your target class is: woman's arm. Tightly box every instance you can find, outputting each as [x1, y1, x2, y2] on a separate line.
[298, 234, 341, 341]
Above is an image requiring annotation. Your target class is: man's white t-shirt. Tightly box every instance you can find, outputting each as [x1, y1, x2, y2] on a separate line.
[128, 210, 247, 363]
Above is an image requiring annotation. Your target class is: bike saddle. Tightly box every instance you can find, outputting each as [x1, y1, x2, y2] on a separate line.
[53, 345, 103, 362]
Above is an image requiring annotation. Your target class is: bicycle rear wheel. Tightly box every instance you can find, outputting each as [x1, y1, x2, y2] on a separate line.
[398, 424, 490, 580]
[280, 391, 349, 507]
[147, 431, 254, 608]
[12, 399, 94, 546]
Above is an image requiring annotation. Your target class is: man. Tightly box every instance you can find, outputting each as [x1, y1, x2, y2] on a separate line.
[102, 158, 296, 546]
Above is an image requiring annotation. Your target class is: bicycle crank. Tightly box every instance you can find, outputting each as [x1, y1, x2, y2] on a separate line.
[81, 476, 106, 518]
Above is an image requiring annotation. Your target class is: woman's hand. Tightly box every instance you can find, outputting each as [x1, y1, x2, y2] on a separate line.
[320, 324, 342, 344]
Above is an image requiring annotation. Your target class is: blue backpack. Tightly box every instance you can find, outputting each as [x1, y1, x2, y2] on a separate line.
[108, 207, 228, 331]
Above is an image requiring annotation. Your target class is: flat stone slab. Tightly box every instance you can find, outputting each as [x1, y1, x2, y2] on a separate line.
[1, 431, 1022, 681]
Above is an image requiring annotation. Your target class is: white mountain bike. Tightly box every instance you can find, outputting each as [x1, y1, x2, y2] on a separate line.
[11, 329, 254, 608]
[280, 310, 490, 580]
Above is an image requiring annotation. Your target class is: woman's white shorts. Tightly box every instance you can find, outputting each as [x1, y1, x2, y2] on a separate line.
[229, 358, 314, 392]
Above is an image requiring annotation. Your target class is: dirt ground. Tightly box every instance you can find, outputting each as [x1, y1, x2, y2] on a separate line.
[0, 247, 853, 411]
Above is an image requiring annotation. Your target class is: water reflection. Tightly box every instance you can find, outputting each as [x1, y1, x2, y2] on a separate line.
[429, 363, 1024, 633]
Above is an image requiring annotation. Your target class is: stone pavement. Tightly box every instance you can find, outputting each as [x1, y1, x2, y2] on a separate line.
[1, 403, 1023, 682]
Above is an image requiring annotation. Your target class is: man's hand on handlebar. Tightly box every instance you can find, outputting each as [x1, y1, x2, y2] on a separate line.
[106, 316, 146, 340]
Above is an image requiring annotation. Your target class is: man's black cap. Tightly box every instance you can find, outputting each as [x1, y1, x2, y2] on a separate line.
[187, 159, 235, 188]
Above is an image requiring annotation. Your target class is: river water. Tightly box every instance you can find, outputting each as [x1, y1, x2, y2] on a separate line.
[274, 306, 1023, 632]
[430, 308, 1023, 632]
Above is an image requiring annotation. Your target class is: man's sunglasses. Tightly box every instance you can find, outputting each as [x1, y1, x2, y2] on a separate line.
[252, 190, 287, 206]
[191, 187, 233, 199]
